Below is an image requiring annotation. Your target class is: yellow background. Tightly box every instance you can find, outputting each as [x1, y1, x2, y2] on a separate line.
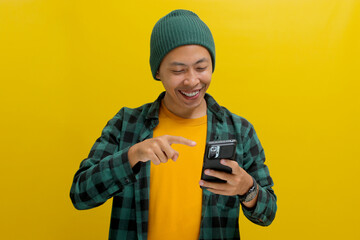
[1, 0, 359, 239]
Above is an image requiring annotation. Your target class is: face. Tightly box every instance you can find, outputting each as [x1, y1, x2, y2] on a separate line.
[156, 45, 212, 118]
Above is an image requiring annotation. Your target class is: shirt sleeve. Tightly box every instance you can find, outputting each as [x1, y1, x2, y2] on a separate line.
[240, 121, 277, 226]
[69, 109, 137, 210]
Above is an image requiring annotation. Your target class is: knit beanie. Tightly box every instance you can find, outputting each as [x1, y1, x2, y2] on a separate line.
[150, 9, 215, 80]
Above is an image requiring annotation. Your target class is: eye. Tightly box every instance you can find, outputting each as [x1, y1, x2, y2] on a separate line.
[171, 70, 185, 74]
[196, 66, 207, 71]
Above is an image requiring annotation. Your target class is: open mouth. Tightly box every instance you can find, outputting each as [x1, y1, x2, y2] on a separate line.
[179, 90, 200, 97]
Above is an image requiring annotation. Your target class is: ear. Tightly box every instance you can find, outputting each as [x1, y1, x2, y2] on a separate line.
[156, 71, 160, 80]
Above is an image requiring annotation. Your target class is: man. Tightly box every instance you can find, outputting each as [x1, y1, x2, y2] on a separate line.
[70, 9, 277, 240]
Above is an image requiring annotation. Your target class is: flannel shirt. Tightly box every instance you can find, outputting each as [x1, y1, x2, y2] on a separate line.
[70, 92, 277, 240]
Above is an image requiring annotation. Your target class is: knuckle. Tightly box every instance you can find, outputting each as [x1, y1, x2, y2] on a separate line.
[157, 137, 166, 146]
[145, 148, 153, 154]
[151, 141, 159, 148]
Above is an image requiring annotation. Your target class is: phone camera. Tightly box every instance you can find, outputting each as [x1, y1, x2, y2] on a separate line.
[208, 146, 220, 159]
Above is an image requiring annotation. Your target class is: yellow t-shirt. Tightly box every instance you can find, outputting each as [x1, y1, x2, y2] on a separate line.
[147, 102, 207, 240]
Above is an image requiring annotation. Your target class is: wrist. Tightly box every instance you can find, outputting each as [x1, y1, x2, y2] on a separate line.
[128, 145, 139, 168]
[238, 176, 258, 203]
[238, 174, 254, 195]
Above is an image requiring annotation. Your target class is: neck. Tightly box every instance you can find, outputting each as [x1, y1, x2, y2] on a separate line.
[162, 96, 207, 119]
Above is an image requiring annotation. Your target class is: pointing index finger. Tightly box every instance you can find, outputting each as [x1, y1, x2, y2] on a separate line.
[167, 135, 197, 147]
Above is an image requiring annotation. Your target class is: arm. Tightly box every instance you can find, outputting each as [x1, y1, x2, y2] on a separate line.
[70, 110, 196, 210]
[69, 110, 137, 210]
[240, 124, 277, 226]
[199, 123, 277, 226]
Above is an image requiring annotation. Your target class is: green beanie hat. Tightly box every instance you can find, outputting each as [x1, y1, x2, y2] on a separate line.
[150, 9, 215, 80]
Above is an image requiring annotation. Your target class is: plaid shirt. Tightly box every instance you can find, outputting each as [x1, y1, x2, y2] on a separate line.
[70, 92, 277, 239]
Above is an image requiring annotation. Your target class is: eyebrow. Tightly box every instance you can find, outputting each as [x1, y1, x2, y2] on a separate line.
[170, 58, 208, 66]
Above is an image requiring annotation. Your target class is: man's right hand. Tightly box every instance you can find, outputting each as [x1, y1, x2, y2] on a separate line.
[127, 135, 197, 167]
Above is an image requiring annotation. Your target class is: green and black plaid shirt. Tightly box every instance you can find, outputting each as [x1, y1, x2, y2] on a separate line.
[70, 92, 277, 239]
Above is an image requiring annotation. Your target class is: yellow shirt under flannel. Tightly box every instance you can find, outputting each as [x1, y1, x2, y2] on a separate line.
[148, 101, 207, 239]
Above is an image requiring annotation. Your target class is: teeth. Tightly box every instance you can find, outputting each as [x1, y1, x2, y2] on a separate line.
[180, 90, 199, 97]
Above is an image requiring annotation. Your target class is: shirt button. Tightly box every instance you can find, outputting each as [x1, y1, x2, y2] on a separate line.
[124, 178, 130, 184]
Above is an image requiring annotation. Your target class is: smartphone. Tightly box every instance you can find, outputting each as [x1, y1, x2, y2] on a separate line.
[201, 139, 237, 183]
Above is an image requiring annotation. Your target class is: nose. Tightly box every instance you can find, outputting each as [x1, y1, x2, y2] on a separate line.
[184, 68, 199, 86]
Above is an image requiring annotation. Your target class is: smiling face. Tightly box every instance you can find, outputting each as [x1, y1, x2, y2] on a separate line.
[156, 45, 213, 119]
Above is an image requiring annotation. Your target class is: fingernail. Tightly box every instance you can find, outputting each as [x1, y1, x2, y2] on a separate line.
[205, 169, 211, 175]
[199, 180, 204, 186]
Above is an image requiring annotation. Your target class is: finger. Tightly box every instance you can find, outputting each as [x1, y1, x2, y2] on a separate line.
[220, 159, 241, 174]
[171, 150, 179, 161]
[158, 140, 179, 161]
[150, 152, 161, 165]
[204, 169, 231, 182]
[153, 147, 168, 163]
[166, 135, 197, 147]
[199, 180, 228, 192]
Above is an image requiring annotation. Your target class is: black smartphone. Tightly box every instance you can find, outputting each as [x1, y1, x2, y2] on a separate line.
[201, 139, 237, 183]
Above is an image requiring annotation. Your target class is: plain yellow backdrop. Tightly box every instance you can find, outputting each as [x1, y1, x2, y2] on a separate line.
[1, 0, 359, 239]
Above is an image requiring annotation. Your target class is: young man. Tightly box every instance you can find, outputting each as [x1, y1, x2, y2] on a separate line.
[70, 9, 277, 240]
